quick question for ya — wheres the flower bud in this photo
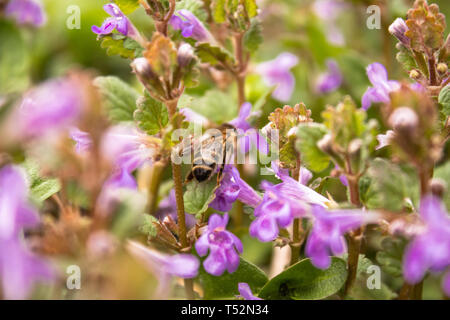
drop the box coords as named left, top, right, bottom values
left=437, top=63, right=448, bottom=75
left=388, top=18, right=410, bottom=47
left=317, top=133, right=333, bottom=155
left=409, top=69, right=421, bottom=80
left=131, top=57, right=157, bottom=82
left=177, top=43, right=195, bottom=68
left=388, top=107, right=419, bottom=133
left=430, top=178, right=446, bottom=199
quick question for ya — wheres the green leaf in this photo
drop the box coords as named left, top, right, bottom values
left=93, top=76, right=140, bottom=122
left=433, top=161, right=450, bottom=208
left=183, top=179, right=218, bottom=216
left=0, top=21, right=30, bottom=95
left=243, top=19, right=263, bottom=53
left=376, top=237, right=406, bottom=278
left=296, top=124, right=330, bottom=172
left=134, top=92, right=169, bottom=135
left=359, top=158, right=419, bottom=212
left=396, top=46, right=417, bottom=71
left=279, top=138, right=298, bottom=169
left=438, top=85, right=450, bottom=117
left=212, top=0, right=227, bottom=23
left=243, top=0, right=258, bottom=18
left=258, top=257, right=347, bottom=300
left=198, top=257, right=268, bottom=299
left=22, top=160, right=61, bottom=203
left=100, top=34, right=141, bottom=59
left=114, top=0, right=140, bottom=14
left=195, top=42, right=235, bottom=66
left=139, top=214, right=159, bottom=238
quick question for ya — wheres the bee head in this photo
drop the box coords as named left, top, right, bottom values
left=193, top=166, right=213, bottom=182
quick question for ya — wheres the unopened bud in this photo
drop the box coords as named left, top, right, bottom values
left=388, top=107, right=419, bottom=132
left=317, top=133, right=333, bottom=155
left=409, top=69, right=421, bottom=80
left=388, top=18, right=410, bottom=47
left=177, top=43, right=195, bottom=68
left=430, top=178, right=446, bottom=199
left=131, top=57, right=157, bottom=81
left=437, top=63, right=448, bottom=75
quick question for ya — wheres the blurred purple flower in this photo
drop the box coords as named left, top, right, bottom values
left=237, top=282, right=262, bottom=300
left=195, top=213, right=243, bottom=276
left=0, top=165, right=39, bottom=239
left=230, top=102, right=269, bottom=154
left=156, top=189, right=196, bottom=229
left=250, top=162, right=329, bottom=242
left=403, top=196, right=450, bottom=296
left=180, top=108, right=210, bottom=127
left=127, top=240, right=199, bottom=279
left=256, top=53, right=299, bottom=102
left=0, top=165, right=53, bottom=299
left=316, top=59, right=343, bottom=93
left=170, top=9, right=214, bottom=43
left=388, top=18, right=410, bottom=47
left=210, top=165, right=262, bottom=212
left=305, top=205, right=379, bottom=269
left=5, top=0, right=46, bottom=27
left=313, top=0, right=346, bottom=46
left=70, top=127, right=92, bottom=153
left=362, top=63, right=400, bottom=110
left=13, top=78, right=81, bottom=139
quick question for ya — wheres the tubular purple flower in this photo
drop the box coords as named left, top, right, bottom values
left=210, top=165, right=262, bottom=212
left=195, top=213, right=243, bottom=276
left=70, top=127, right=93, bottom=154
left=362, top=63, right=400, bottom=110
left=305, top=205, right=379, bottom=269
left=230, top=103, right=268, bottom=154
left=403, top=196, right=450, bottom=296
left=11, top=78, right=81, bottom=140
left=256, top=53, right=299, bottom=102
left=126, top=240, right=200, bottom=279
left=0, top=165, right=54, bottom=299
left=237, top=282, right=262, bottom=300
left=92, top=4, right=144, bottom=45
left=170, top=9, right=215, bottom=43
left=388, top=18, right=410, bottom=47
left=5, top=0, right=46, bottom=27
left=316, top=59, right=343, bottom=94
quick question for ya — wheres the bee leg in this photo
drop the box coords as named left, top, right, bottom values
left=184, top=171, right=194, bottom=185
left=217, top=163, right=225, bottom=184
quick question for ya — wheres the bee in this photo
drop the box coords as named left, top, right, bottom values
left=174, top=123, right=237, bottom=184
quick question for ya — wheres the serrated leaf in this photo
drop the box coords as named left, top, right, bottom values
left=0, top=21, right=30, bottom=95
left=183, top=179, right=218, bottom=216
left=396, top=48, right=417, bottom=71
left=100, top=34, right=139, bottom=59
left=134, top=92, right=169, bottom=135
left=296, top=123, right=330, bottom=172
left=22, top=160, right=61, bottom=203
left=438, top=85, right=450, bottom=116
left=376, top=237, right=407, bottom=278
left=359, top=158, right=419, bottom=212
left=195, top=42, right=235, bottom=66
left=244, top=19, right=263, bottom=52
left=258, top=257, right=347, bottom=300
left=279, top=138, right=298, bottom=169
left=94, top=76, right=140, bottom=122
left=198, top=257, right=268, bottom=299
left=114, top=0, right=140, bottom=14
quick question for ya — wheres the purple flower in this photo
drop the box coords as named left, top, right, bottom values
left=0, top=165, right=39, bottom=239
left=70, top=127, right=93, bottom=153
left=126, top=240, right=199, bottom=279
left=10, top=78, right=81, bottom=140
left=0, top=165, right=53, bottom=299
left=237, top=282, right=262, bottom=300
left=313, top=0, right=346, bottom=46
left=210, top=165, right=262, bottom=212
left=230, top=102, right=269, bottom=154
left=256, top=53, right=299, bottom=102
left=403, top=196, right=450, bottom=296
left=305, top=205, right=379, bottom=269
left=195, top=213, right=243, bottom=276
left=92, top=4, right=143, bottom=45
left=362, top=63, right=400, bottom=110
left=170, top=9, right=214, bottom=43
left=5, top=0, right=46, bottom=27
left=179, top=108, right=211, bottom=127
left=250, top=163, right=329, bottom=242
left=316, top=59, right=343, bottom=93
left=388, top=18, right=410, bottom=47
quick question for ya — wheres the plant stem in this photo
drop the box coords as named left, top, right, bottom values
left=146, top=161, right=166, bottom=215
left=289, top=158, right=302, bottom=266
left=428, top=56, right=437, bottom=86
left=165, top=98, right=194, bottom=299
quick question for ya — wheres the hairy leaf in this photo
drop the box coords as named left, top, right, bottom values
left=296, top=124, right=330, bottom=172
left=184, top=179, right=218, bottom=216
left=134, top=92, right=169, bottom=135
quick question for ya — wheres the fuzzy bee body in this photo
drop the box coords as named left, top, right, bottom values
left=179, top=123, right=237, bottom=184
